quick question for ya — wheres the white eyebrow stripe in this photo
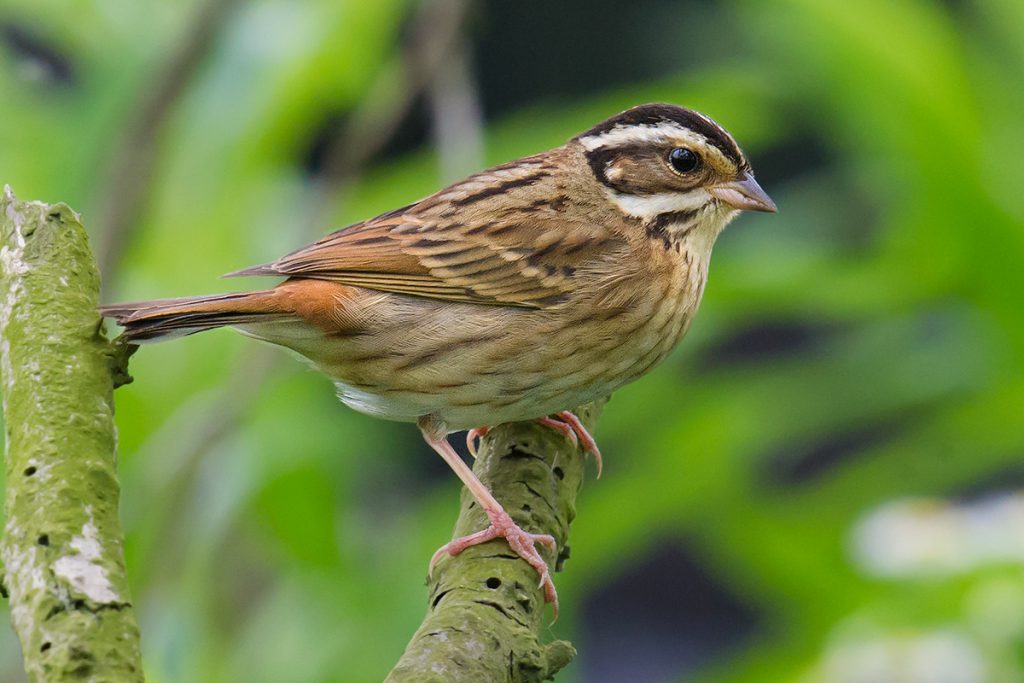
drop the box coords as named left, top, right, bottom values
left=604, top=188, right=711, bottom=220
left=579, top=122, right=707, bottom=151
left=580, top=121, right=739, bottom=171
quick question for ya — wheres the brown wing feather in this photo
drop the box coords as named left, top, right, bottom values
left=231, top=160, right=624, bottom=308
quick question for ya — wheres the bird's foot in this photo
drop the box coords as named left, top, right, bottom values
left=465, top=426, right=491, bottom=457
left=430, top=507, right=559, bottom=615
left=537, top=411, right=603, bottom=478
left=466, top=410, right=602, bottom=476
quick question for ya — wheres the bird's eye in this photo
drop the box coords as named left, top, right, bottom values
left=668, top=147, right=700, bottom=174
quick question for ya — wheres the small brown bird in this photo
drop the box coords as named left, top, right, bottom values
left=104, top=103, right=775, bottom=612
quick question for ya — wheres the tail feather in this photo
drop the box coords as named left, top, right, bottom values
left=101, top=290, right=288, bottom=342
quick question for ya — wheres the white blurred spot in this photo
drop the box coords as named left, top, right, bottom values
left=852, top=494, right=1024, bottom=577
left=803, top=628, right=987, bottom=683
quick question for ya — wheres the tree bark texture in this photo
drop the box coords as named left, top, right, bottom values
left=0, top=187, right=143, bottom=682
left=386, top=401, right=604, bottom=682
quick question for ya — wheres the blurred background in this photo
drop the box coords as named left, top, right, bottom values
left=2, top=0, right=1024, bottom=681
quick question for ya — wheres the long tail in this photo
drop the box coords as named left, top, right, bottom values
left=101, top=290, right=288, bottom=342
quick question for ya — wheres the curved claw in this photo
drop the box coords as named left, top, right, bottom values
left=536, top=411, right=604, bottom=478
left=465, top=426, right=491, bottom=458
left=468, top=414, right=602, bottom=478
left=535, top=416, right=579, bottom=448
left=429, top=508, right=559, bottom=618
left=553, top=410, right=603, bottom=478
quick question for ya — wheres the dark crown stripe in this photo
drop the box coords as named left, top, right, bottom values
left=579, top=103, right=744, bottom=166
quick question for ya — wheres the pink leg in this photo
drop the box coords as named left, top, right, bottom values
left=420, top=416, right=559, bottom=616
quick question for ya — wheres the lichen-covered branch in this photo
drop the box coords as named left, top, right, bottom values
left=386, top=401, right=604, bottom=683
left=0, top=187, right=143, bottom=682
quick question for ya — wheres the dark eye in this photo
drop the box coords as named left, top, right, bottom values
left=668, top=147, right=700, bottom=174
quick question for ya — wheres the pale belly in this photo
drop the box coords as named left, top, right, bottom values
left=240, top=250, right=707, bottom=432
left=327, top=299, right=695, bottom=431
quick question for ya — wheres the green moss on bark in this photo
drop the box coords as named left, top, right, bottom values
left=386, top=401, right=603, bottom=682
left=0, top=187, right=143, bottom=682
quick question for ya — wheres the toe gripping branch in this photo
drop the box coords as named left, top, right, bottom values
left=420, top=404, right=605, bottom=622
left=468, top=410, right=603, bottom=477
left=394, top=403, right=604, bottom=681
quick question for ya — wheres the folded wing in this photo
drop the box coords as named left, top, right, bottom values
left=231, top=208, right=621, bottom=309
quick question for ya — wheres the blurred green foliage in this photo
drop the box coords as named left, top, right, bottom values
left=2, top=0, right=1023, bottom=681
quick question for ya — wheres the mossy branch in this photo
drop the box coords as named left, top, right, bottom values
left=0, top=187, right=143, bottom=682
left=386, top=401, right=604, bottom=682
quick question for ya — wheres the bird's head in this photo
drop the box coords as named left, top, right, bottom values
left=574, top=103, right=775, bottom=243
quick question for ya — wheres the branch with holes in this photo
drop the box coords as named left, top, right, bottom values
left=0, top=188, right=142, bottom=681
left=386, top=401, right=603, bottom=683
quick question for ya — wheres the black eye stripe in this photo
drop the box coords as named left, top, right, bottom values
left=585, top=143, right=709, bottom=193
left=585, top=146, right=620, bottom=190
